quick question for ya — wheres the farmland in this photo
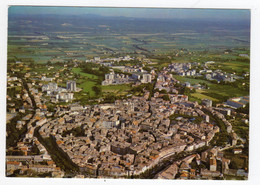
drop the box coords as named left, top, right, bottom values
left=8, top=14, right=250, bottom=64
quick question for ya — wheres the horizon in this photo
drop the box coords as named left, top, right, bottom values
left=9, top=6, right=250, bottom=21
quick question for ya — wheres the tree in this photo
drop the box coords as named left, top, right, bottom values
left=160, top=89, right=167, bottom=94
left=92, top=86, right=102, bottom=96
left=236, top=104, right=249, bottom=114
left=103, top=94, right=116, bottom=103
left=99, top=66, right=110, bottom=74
left=143, top=66, right=151, bottom=73
left=162, top=94, right=170, bottom=101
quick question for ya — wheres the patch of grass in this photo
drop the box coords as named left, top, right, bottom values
left=190, top=92, right=218, bottom=102
left=172, top=75, right=211, bottom=85
left=218, top=61, right=249, bottom=74
left=188, top=95, right=201, bottom=103
left=173, top=75, right=248, bottom=102
left=78, top=81, right=97, bottom=97
left=223, top=149, right=248, bottom=170
left=208, top=83, right=248, bottom=99
left=72, top=67, right=99, bottom=79
left=101, top=84, right=131, bottom=92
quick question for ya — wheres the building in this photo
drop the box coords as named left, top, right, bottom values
left=185, top=82, right=191, bottom=88
left=94, top=57, right=101, bottom=62
left=36, top=118, right=47, bottom=126
left=29, top=164, right=57, bottom=173
left=102, top=71, right=131, bottom=85
left=41, top=76, right=53, bottom=82
left=209, top=157, right=217, bottom=171
left=233, top=148, right=243, bottom=154
left=42, top=83, right=58, bottom=92
left=67, top=81, right=77, bottom=92
left=105, top=73, right=115, bottom=81
left=226, top=96, right=249, bottom=109
left=6, top=161, right=22, bottom=171
left=102, top=121, right=120, bottom=129
left=202, top=99, right=212, bottom=107
left=215, top=108, right=231, bottom=116
left=141, top=74, right=152, bottom=83
left=56, top=92, right=74, bottom=102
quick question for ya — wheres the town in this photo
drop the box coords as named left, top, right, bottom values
left=6, top=7, right=250, bottom=180
left=6, top=54, right=249, bottom=179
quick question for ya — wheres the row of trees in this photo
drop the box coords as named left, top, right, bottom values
left=203, top=109, right=231, bottom=147
left=34, top=127, right=79, bottom=174
left=81, top=63, right=110, bottom=79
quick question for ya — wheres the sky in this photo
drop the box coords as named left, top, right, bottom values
left=9, top=6, right=250, bottom=21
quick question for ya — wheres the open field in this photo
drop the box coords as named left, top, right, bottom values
left=77, top=81, right=96, bottom=97
left=219, top=61, right=249, bottom=74
left=8, top=14, right=249, bottom=63
left=173, top=75, right=248, bottom=102
left=173, top=75, right=211, bottom=85
left=190, top=92, right=219, bottom=102
left=71, top=68, right=100, bottom=97
left=101, top=84, right=131, bottom=95
left=72, top=68, right=99, bottom=79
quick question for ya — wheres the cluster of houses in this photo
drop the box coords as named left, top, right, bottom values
left=166, top=61, right=243, bottom=83
left=41, top=81, right=77, bottom=102
left=102, top=70, right=152, bottom=85
left=6, top=59, right=249, bottom=179
left=156, top=147, right=248, bottom=180
left=6, top=154, right=64, bottom=177
left=86, top=55, right=133, bottom=64
left=168, top=62, right=199, bottom=77
left=204, top=70, right=239, bottom=83
left=35, top=90, right=223, bottom=177
left=226, top=96, right=249, bottom=109
left=155, top=73, right=179, bottom=93
left=6, top=135, right=64, bottom=177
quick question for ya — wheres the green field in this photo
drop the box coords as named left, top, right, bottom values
left=71, top=68, right=100, bottom=97
left=72, top=68, right=99, bottom=79
left=190, top=92, right=219, bottom=102
left=219, top=61, right=249, bottom=74
left=173, top=75, right=211, bottom=85
left=174, top=75, right=248, bottom=102
left=78, top=81, right=97, bottom=97
left=101, top=84, right=131, bottom=95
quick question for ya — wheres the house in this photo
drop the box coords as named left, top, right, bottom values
left=36, top=118, right=47, bottom=126
left=190, top=169, right=196, bottom=179
left=233, top=148, right=243, bottom=154
left=201, top=169, right=221, bottom=178
left=25, top=127, right=34, bottom=139
left=56, top=92, right=74, bottom=102
left=179, top=172, right=189, bottom=180
left=226, top=96, right=249, bottom=109
left=6, top=161, right=22, bottom=171
left=210, top=157, right=217, bottom=171
left=202, top=99, right=212, bottom=107
left=179, top=161, right=190, bottom=173
left=29, top=164, right=56, bottom=173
